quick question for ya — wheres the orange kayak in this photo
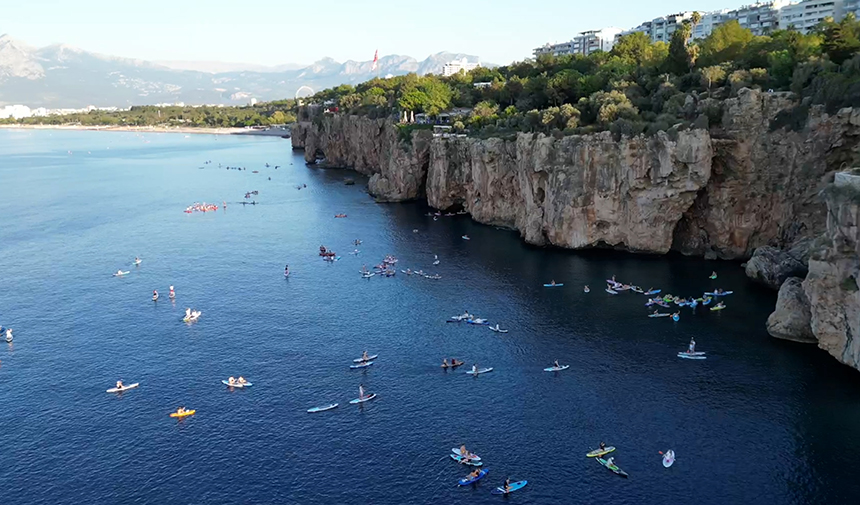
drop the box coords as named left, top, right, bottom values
left=170, top=409, right=196, bottom=418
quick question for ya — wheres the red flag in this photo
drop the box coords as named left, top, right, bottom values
left=371, top=49, right=378, bottom=71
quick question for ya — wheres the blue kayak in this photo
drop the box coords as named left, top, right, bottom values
left=491, top=480, right=528, bottom=495
left=458, top=468, right=488, bottom=486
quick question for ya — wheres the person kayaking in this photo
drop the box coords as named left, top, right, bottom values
left=169, top=286, right=175, bottom=299
left=710, top=271, right=717, bottom=279
left=584, top=285, right=590, bottom=293
left=176, top=407, right=186, bottom=415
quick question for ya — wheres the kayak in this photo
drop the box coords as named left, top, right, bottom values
left=543, top=283, right=563, bottom=287
left=113, top=271, right=130, bottom=277
left=606, top=289, right=618, bottom=295
left=704, top=291, right=733, bottom=296
left=544, top=365, right=570, bottom=372
left=663, top=449, right=675, bottom=467
left=450, top=454, right=483, bottom=466
left=106, top=383, right=139, bottom=393
left=466, top=368, right=493, bottom=375
left=648, top=313, right=670, bottom=318
left=678, top=353, right=707, bottom=360
left=457, top=469, right=488, bottom=486
left=222, top=380, right=253, bottom=387
left=307, top=403, right=339, bottom=413
left=644, top=289, right=661, bottom=295
left=710, top=305, right=726, bottom=311
left=451, top=448, right=482, bottom=461
left=491, top=480, right=528, bottom=495
left=170, top=409, right=196, bottom=418
left=597, top=457, right=628, bottom=477
left=349, top=393, right=377, bottom=404
left=353, top=355, right=378, bottom=363
left=586, top=446, right=615, bottom=457
left=350, top=361, right=374, bottom=369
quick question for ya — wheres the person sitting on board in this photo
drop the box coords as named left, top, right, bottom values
left=599, top=441, right=606, bottom=451
left=153, top=290, right=158, bottom=299
left=228, top=377, right=236, bottom=385
left=460, top=445, right=472, bottom=459
left=584, top=285, right=590, bottom=292
left=468, top=468, right=481, bottom=479
left=176, top=407, right=185, bottom=415
left=442, top=358, right=449, bottom=368
left=237, top=377, right=247, bottom=385
left=471, top=364, right=478, bottom=374
left=362, top=351, right=369, bottom=361
left=116, top=380, right=123, bottom=389
left=169, top=286, right=175, bottom=298
left=550, top=280, right=556, bottom=286
left=503, top=477, right=511, bottom=492
left=553, top=360, right=560, bottom=368
left=452, top=358, right=461, bottom=366
left=688, top=338, right=696, bottom=353
left=284, top=265, right=289, bottom=275
left=716, top=288, right=724, bottom=295
left=116, top=270, right=124, bottom=276
left=606, top=456, right=615, bottom=466
left=715, top=302, right=726, bottom=309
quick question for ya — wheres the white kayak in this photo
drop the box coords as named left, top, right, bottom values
left=466, top=368, right=493, bottom=375
left=544, top=365, right=570, bottom=372
left=353, top=355, right=378, bottom=363
left=106, top=383, right=139, bottom=393
left=307, top=403, right=339, bottom=413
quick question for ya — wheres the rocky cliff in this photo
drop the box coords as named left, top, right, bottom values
left=292, top=88, right=859, bottom=257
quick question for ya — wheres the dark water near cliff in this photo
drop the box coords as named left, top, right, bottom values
left=1, top=129, right=859, bottom=505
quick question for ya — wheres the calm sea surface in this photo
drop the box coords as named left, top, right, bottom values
left=1, top=129, right=859, bottom=505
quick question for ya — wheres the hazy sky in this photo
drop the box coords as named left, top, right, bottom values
left=4, top=0, right=742, bottom=65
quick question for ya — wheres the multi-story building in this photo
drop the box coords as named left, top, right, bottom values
left=533, top=27, right=623, bottom=58
left=441, top=58, right=480, bottom=76
left=780, top=0, right=841, bottom=33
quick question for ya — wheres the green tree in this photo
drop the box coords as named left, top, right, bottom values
left=667, top=21, right=695, bottom=74
left=701, top=65, right=727, bottom=90
left=818, top=14, right=860, bottom=64
left=698, top=20, right=755, bottom=67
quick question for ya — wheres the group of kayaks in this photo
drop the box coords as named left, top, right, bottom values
left=451, top=447, right=528, bottom=495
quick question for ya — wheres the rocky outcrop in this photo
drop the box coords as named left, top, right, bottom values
left=672, top=88, right=859, bottom=259
left=766, top=277, right=816, bottom=343
left=745, top=240, right=811, bottom=290
left=802, top=174, right=860, bottom=370
left=425, top=130, right=712, bottom=252
left=290, top=121, right=312, bottom=150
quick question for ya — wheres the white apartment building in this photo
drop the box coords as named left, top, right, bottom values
left=0, top=105, right=32, bottom=119
left=441, top=57, right=480, bottom=76
left=780, top=0, right=841, bottom=33
left=534, top=27, right=623, bottom=58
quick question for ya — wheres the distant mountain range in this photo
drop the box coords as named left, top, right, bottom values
left=0, top=34, right=484, bottom=108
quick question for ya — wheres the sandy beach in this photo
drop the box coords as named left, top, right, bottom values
left=0, top=124, right=291, bottom=137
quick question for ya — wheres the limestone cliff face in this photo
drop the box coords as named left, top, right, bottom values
left=673, top=89, right=860, bottom=259
left=802, top=175, right=860, bottom=370
left=426, top=130, right=712, bottom=252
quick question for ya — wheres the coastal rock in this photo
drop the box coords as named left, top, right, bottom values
left=672, top=88, right=853, bottom=259
left=745, top=242, right=810, bottom=290
left=766, top=277, right=815, bottom=343
left=802, top=177, right=860, bottom=370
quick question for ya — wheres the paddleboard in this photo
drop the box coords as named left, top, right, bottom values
left=106, top=383, right=139, bottom=393
left=350, top=361, right=374, bottom=369
left=586, top=446, right=616, bottom=457
left=113, top=271, right=130, bottom=277
left=679, top=351, right=706, bottom=356
left=222, top=380, right=253, bottom=387
left=648, top=313, right=670, bottom=318
left=451, top=448, right=482, bottom=461
left=353, top=355, right=378, bottom=363
left=597, top=457, right=628, bottom=477
left=677, top=353, right=707, bottom=360
left=663, top=449, right=675, bottom=467
left=450, top=454, right=483, bottom=466
left=543, top=283, right=564, bottom=287
left=544, top=365, right=570, bottom=372
left=361, top=273, right=375, bottom=278
left=606, top=288, right=618, bottom=295
left=491, top=481, right=528, bottom=495
left=307, top=403, right=338, bottom=413
left=704, top=291, right=733, bottom=296
left=644, top=289, right=661, bottom=295
left=349, top=393, right=377, bottom=404
left=466, top=368, right=493, bottom=375
left=710, top=305, right=726, bottom=311
left=457, top=469, right=488, bottom=486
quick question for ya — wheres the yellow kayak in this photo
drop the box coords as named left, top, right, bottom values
left=586, top=446, right=616, bottom=457
left=170, top=409, right=196, bottom=418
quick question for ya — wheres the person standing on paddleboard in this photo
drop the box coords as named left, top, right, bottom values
left=688, top=338, right=696, bottom=353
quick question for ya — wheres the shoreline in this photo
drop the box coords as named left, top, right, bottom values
left=0, top=124, right=291, bottom=137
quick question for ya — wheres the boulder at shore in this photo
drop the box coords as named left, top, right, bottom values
left=766, top=277, right=816, bottom=343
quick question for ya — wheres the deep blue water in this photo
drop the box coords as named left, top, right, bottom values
left=1, top=129, right=859, bottom=505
